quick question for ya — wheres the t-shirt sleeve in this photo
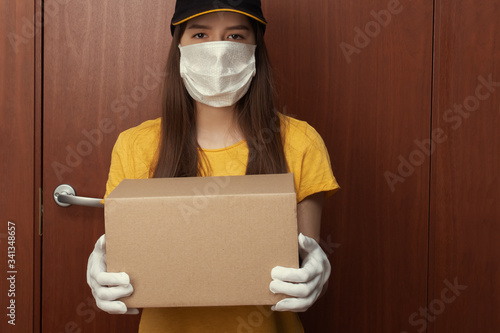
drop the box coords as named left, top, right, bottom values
left=296, top=127, right=340, bottom=202
left=103, top=119, right=160, bottom=199
left=104, top=133, right=129, bottom=198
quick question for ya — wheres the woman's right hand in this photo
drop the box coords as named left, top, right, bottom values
left=86, top=234, right=139, bottom=315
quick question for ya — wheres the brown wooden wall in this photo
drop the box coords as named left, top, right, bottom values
left=429, top=0, right=500, bottom=332
left=262, top=1, right=433, bottom=331
left=0, top=1, right=36, bottom=332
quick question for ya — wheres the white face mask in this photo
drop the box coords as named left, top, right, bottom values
left=179, top=41, right=257, bottom=108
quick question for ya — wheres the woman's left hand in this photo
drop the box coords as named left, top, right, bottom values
left=269, top=233, right=331, bottom=312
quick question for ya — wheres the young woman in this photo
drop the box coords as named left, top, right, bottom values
left=87, top=0, right=340, bottom=332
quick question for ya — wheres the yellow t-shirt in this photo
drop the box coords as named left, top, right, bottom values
left=104, top=115, right=340, bottom=332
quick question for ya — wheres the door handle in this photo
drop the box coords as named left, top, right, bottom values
left=53, top=184, right=104, bottom=208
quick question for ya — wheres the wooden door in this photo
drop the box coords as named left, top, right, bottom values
left=429, top=0, right=500, bottom=332
left=42, top=1, right=173, bottom=331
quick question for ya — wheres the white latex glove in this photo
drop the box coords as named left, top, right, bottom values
left=270, top=233, right=331, bottom=312
left=86, top=234, right=139, bottom=315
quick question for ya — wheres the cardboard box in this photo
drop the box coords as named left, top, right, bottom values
left=105, top=173, right=299, bottom=308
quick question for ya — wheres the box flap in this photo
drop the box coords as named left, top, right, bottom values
left=106, top=173, right=295, bottom=199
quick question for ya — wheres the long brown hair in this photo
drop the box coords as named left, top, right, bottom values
left=152, top=20, right=288, bottom=178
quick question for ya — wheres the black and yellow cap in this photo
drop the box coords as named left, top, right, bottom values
left=170, top=0, right=267, bottom=35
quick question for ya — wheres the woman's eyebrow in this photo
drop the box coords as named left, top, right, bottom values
left=225, top=25, right=250, bottom=31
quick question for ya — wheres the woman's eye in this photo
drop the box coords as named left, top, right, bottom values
left=193, top=33, right=207, bottom=39
left=228, top=34, right=243, bottom=40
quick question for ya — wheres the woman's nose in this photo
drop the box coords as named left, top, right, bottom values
left=214, top=33, right=226, bottom=42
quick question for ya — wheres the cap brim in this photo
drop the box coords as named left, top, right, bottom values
left=172, top=8, right=267, bottom=26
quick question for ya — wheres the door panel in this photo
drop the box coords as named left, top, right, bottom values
left=263, top=0, right=433, bottom=331
left=429, top=1, right=500, bottom=331
left=42, top=1, right=173, bottom=331
left=0, top=1, right=36, bottom=332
